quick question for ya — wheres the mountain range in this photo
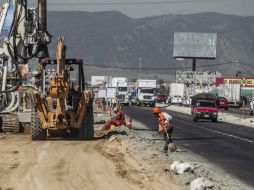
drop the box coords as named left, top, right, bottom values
left=47, top=11, right=254, bottom=77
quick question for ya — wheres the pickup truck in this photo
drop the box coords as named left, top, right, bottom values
left=191, top=100, right=218, bottom=122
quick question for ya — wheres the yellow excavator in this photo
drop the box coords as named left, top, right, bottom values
left=31, top=37, right=94, bottom=140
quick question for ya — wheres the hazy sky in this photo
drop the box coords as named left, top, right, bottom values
left=2, top=0, right=254, bottom=18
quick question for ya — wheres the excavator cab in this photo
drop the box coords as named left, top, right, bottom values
left=43, top=59, right=85, bottom=110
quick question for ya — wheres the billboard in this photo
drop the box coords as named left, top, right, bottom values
left=173, top=32, right=217, bottom=59
left=216, top=77, right=254, bottom=87
left=91, top=76, right=112, bottom=87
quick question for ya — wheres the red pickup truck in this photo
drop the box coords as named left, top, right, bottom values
left=191, top=93, right=219, bottom=122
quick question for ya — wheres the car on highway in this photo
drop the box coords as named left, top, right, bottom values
left=218, top=97, right=229, bottom=110
left=191, top=100, right=218, bottom=122
left=182, top=96, right=193, bottom=106
left=170, top=95, right=183, bottom=104
left=156, top=94, right=168, bottom=104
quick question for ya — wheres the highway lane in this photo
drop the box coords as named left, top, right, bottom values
left=177, top=104, right=253, bottom=118
left=124, top=105, right=254, bottom=188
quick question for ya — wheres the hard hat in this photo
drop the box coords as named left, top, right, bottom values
left=152, top=107, right=161, bottom=114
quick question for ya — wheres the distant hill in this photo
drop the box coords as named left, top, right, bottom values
left=47, top=11, right=254, bottom=76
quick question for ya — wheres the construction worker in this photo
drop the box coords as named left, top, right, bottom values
left=102, top=107, right=126, bottom=131
left=152, top=107, right=174, bottom=153
left=250, top=98, right=254, bottom=116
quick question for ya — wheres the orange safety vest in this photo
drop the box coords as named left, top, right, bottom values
left=158, top=112, right=170, bottom=132
left=116, top=109, right=126, bottom=126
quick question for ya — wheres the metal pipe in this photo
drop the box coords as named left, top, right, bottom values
left=0, top=1, right=10, bottom=34
left=3, top=91, right=15, bottom=111
left=8, top=92, right=20, bottom=112
left=2, top=92, right=20, bottom=113
left=42, top=67, right=45, bottom=97
left=1, top=63, right=8, bottom=92
left=38, top=0, right=47, bottom=31
left=37, top=0, right=49, bottom=58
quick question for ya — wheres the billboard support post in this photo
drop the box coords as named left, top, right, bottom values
left=192, top=59, right=196, bottom=71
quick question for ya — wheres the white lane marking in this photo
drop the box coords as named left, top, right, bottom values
left=174, top=117, right=254, bottom=144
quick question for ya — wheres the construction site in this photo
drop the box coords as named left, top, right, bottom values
left=1, top=0, right=254, bottom=190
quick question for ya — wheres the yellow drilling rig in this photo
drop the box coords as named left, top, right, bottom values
left=0, top=0, right=94, bottom=140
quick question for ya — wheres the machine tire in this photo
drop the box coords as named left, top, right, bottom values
left=124, top=103, right=129, bottom=107
left=79, top=104, right=94, bottom=140
left=193, top=116, right=198, bottom=122
left=212, top=118, right=218, bottom=122
left=150, top=103, right=155, bottom=107
left=31, top=109, right=46, bottom=141
left=225, top=107, right=229, bottom=111
left=0, top=116, right=3, bottom=133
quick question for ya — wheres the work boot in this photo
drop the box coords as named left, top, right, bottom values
left=163, top=143, right=169, bottom=154
left=163, top=149, right=169, bottom=157
left=168, top=143, right=177, bottom=152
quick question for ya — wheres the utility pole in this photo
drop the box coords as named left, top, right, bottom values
left=139, top=57, right=142, bottom=76
left=234, top=58, right=240, bottom=76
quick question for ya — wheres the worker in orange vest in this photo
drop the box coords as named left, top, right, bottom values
left=102, top=108, right=126, bottom=131
left=152, top=107, right=174, bottom=153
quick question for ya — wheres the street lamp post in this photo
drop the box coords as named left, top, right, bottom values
left=139, top=57, right=142, bottom=76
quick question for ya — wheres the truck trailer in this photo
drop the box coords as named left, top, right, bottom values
left=218, top=84, right=241, bottom=107
left=111, top=77, right=129, bottom=106
left=169, top=83, right=185, bottom=104
left=136, top=79, right=156, bottom=107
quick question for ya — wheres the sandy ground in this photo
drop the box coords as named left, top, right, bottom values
left=0, top=130, right=183, bottom=190
left=0, top=109, right=252, bottom=190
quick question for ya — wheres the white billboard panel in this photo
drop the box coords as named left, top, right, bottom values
left=136, top=80, right=157, bottom=88
left=173, top=32, right=217, bottom=59
left=91, top=76, right=112, bottom=87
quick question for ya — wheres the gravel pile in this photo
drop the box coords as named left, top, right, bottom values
left=112, top=124, right=252, bottom=190
left=94, top=113, right=252, bottom=190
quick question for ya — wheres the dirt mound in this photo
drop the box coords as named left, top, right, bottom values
left=0, top=134, right=182, bottom=190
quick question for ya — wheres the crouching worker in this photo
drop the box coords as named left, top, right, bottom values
left=152, top=107, right=174, bottom=153
left=102, top=108, right=126, bottom=131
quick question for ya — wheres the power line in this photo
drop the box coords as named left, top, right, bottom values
left=240, top=61, right=253, bottom=68
left=84, top=61, right=234, bottom=70
left=35, top=0, right=232, bottom=7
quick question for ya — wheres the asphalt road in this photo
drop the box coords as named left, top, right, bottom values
left=124, top=105, right=254, bottom=188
